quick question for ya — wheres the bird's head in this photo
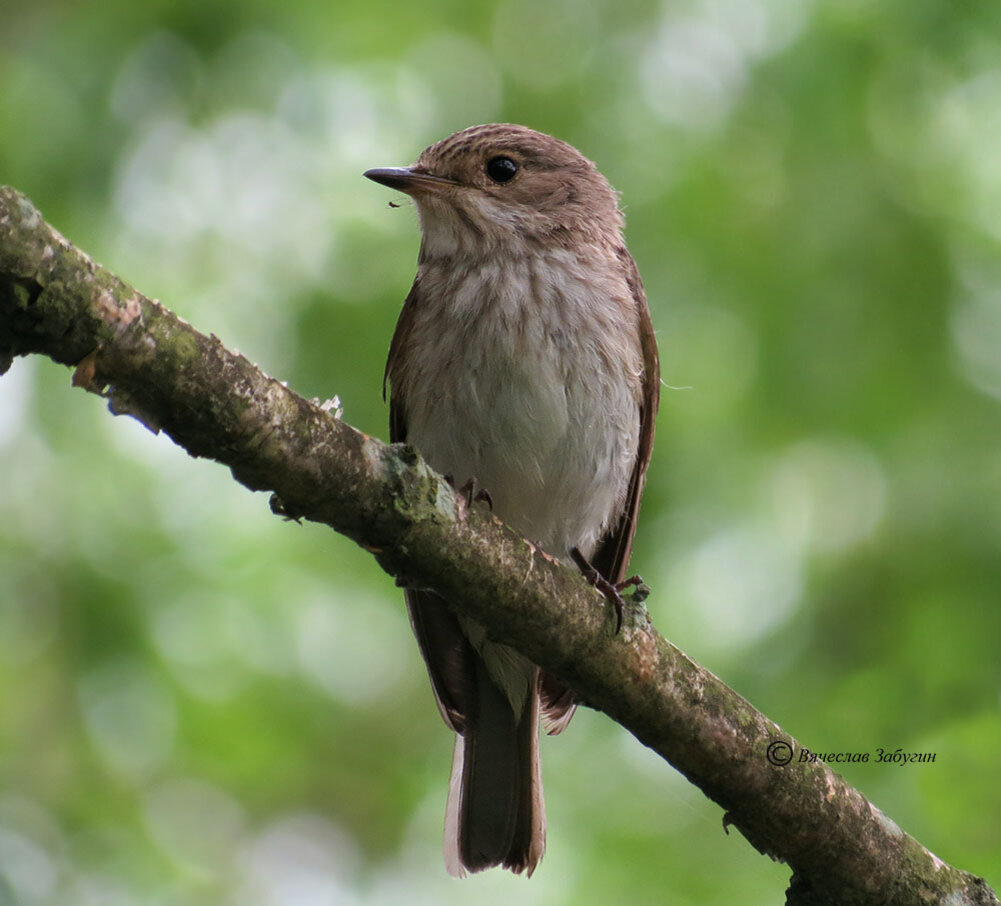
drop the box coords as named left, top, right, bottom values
left=365, top=123, right=623, bottom=257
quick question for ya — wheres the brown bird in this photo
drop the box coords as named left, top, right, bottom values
left=365, top=124, right=659, bottom=877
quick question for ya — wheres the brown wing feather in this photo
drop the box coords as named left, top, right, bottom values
left=384, top=277, right=422, bottom=406
left=591, top=246, right=660, bottom=584
left=405, top=588, right=476, bottom=733
left=539, top=247, right=659, bottom=733
left=388, top=280, right=480, bottom=735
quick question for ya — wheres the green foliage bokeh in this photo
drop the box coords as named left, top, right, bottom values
left=1, top=1, right=999, bottom=903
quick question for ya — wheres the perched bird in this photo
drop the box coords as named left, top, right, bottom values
left=365, top=124, right=659, bottom=877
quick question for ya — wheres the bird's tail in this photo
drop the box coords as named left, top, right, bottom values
left=443, top=659, right=544, bottom=877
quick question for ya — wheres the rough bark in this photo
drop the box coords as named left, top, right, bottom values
left=0, top=186, right=995, bottom=906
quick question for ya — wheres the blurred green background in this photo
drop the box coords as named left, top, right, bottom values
left=1, top=0, right=999, bottom=903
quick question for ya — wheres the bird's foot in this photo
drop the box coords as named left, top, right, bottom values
left=444, top=474, right=494, bottom=511
left=570, top=548, right=644, bottom=632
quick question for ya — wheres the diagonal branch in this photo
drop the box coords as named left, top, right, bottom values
left=0, top=186, right=995, bottom=906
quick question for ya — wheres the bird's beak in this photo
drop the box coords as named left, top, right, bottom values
left=364, top=167, right=458, bottom=196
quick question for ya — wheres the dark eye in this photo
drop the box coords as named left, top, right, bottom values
left=486, top=156, right=519, bottom=183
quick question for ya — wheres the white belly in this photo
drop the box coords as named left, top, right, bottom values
left=401, top=252, right=642, bottom=560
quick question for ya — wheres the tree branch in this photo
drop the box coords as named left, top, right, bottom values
left=0, top=186, right=995, bottom=906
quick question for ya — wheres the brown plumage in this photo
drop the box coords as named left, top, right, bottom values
left=367, top=124, right=659, bottom=876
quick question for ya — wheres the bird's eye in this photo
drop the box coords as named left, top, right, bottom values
left=486, top=156, right=519, bottom=183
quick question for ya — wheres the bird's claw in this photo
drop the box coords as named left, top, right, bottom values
left=571, top=548, right=636, bottom=632
left=444, top=475, right=494, bottom=512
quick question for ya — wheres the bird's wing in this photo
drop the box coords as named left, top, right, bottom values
left=387, top=279, right=478, bottom=733
left=539, top=247, right=659, bottom=734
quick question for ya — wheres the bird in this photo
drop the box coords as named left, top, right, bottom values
left=365, top=123, right=659, bottom=877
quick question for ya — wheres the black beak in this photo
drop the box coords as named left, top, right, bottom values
left=364, top=167, right=458, bottom=195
